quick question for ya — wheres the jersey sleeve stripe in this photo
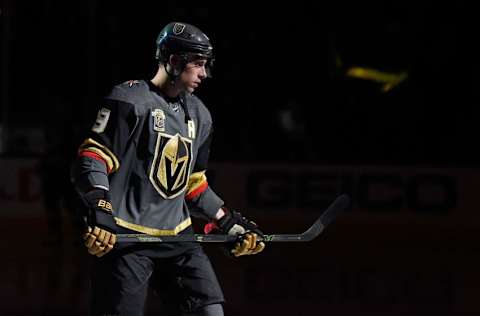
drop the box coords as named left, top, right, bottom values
left=185, top=171, right=208, bottom=200
left=78, top=138, right=120, bottom=172
left=185, top=181, right=208, bottom=200
left=78, top=150, right=112, bottom=173
left=79, top=147, right=115, bottom=173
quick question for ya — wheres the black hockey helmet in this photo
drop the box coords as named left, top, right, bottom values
left=155, top=22, right=214, bottom=77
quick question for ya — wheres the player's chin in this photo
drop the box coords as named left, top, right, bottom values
left=189, top=82, right=200, bottom=91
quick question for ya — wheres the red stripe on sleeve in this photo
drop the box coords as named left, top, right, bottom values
left=79, top=150, right=112, bottom=173
left=185, top=181, right=208, bottom=200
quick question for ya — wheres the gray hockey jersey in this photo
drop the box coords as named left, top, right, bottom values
left=72, top=80, right=224, bottom=235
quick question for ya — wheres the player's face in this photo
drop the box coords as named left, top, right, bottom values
left=179, top=58, right=208, bottom=93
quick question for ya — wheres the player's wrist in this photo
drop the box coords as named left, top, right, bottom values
left=84, top=188, right=117, bottom=233
left=216, top=207, right=263, bottom=237
left=214, top=207, right=226, bottom=220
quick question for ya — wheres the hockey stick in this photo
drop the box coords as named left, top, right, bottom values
left=116, top=194, right=350, bottom=243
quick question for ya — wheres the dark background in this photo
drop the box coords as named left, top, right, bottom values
left=2, top=0, right=479, bottom=165
left=1, top=0, right=480, bottom=315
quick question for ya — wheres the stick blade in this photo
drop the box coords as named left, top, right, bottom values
left=320, top=194, right=350, bottom=227
left=300, top=194, right=350, bottom=241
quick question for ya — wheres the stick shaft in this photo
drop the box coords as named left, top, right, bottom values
left=116, top=194, right=350, bottom=243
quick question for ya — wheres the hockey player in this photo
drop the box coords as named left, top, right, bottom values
left=71, top=22, right=265, bottom=316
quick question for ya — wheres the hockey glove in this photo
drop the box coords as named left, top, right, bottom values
left=215, top=208, right=265, bottom=257
left=82, top=189, right=117, bottom=257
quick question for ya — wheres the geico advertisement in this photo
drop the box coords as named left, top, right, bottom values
left=1, top=159, right=480, bottom=218
left=0, top=158, right=43, bottom=213
left=209, top=163, right=480, bottom=218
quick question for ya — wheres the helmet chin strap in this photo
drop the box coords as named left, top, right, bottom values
left=164, top=58, right=188, bottom=85
left=164, top=63, right=179, bottom=85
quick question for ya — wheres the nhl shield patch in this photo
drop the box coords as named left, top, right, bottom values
left=152, top=109, right=165, bottom=132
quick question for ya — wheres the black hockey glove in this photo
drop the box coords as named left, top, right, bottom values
left=82, top=189, right=117, bottom=257
left=215, top=207, right=265, bottom=257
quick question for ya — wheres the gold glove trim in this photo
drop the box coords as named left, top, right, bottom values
left=79, top=138, right=120, bottom=172
left=114, top=217, right=192, bottom=236
left=232, top=233, right=265, bottom=257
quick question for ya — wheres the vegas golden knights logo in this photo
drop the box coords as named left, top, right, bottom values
left=173, top=23, right=186, bottom=35
left=149, top=133, right=192, bottom=199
